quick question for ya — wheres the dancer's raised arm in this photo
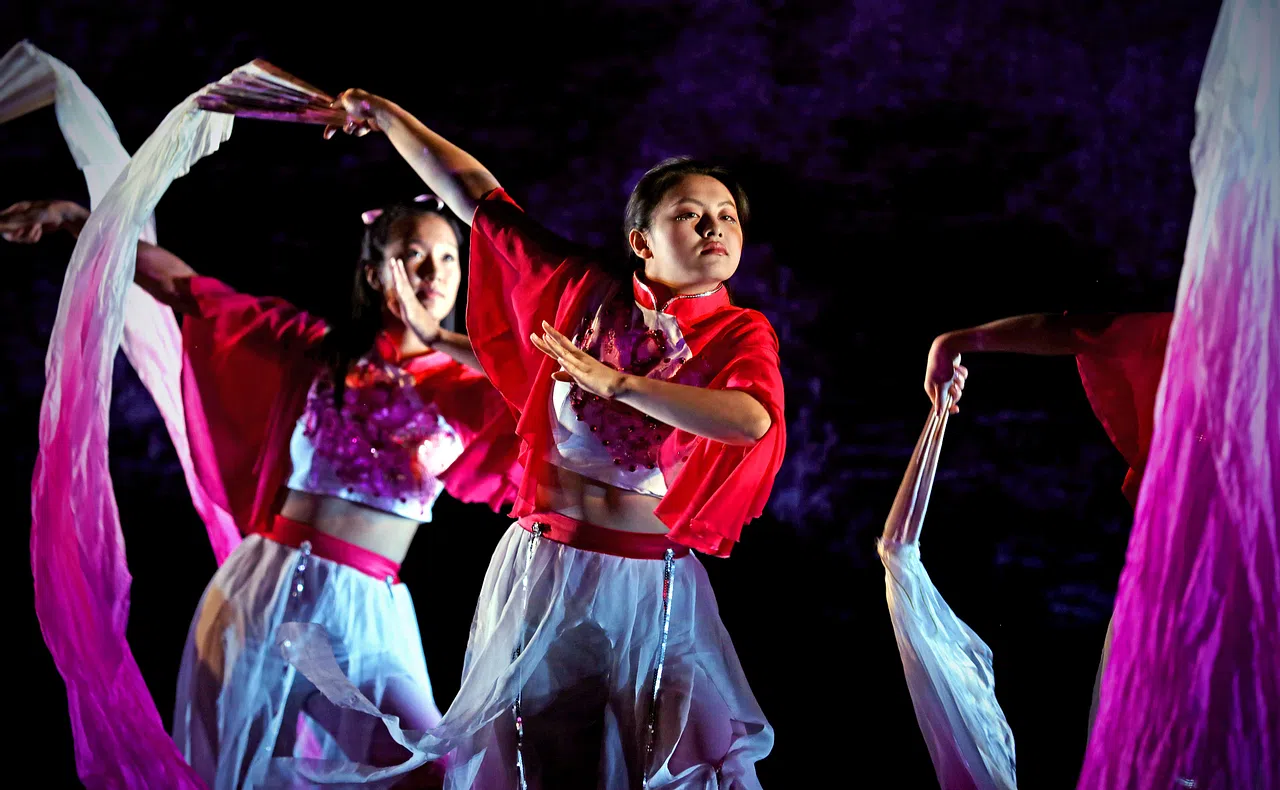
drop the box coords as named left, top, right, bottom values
left=923, top=313, right=1125, bottom=413
left=327, top=90, right=498, bottom=224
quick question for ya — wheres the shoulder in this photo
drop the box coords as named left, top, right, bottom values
left=712, top=306, right=780, bottom=350
left=472, top=187, right=589, bottom=258
left=683, top=306, right=781, bottom=380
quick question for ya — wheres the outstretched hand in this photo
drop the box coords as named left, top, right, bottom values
left=531, top=321, right=627, bottom=399
left=924, top=336, right=968, bottom=415
left=0, top=200, right=87, bottom=243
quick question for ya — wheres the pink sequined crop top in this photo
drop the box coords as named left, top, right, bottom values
left=287, top=355, right=464, bottom=522
left=548, top=276, right=719, bottom=496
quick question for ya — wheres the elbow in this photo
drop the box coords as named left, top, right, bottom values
left=723, top=394, right=773, bottom=445
left=731, top=412, right=773, bottom=446
left=747, top=412, right=773, bottom=442
left=135, top=271, right=195, bottom=314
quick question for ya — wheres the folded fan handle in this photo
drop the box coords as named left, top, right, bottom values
left=881, top=387, right=955, bottom=545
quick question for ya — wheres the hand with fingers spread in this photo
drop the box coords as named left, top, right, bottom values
left=384, top=257, right=442, bottom=346
left=323, top=88, right=388, bottom=140
left=925, top=334, right=969, bottom=415
left=0, top=200, right=89, bottom=243
left=531, top=320, right=627, bottom=399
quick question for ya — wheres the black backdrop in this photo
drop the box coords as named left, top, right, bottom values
left=1, top=2, right=1217, bottom=787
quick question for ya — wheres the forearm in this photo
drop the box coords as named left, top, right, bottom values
left=57, top=204, right=199, bottom=313
left=429, top=329, right=483, bottom=373
left=374, top=101, right=499, bottom=225
left=134, top=241, right=200, bottom=313
left=939, top=313, right=1118, bottom=357
left=614, top=376, right=771, bottom=446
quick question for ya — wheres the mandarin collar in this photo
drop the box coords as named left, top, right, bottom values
left=631, top=273, right=728, bottom=321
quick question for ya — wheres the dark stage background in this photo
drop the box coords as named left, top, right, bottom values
left=2, top=2, right=1217, bottom=787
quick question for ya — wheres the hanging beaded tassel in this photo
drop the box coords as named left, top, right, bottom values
left=642, top=548, right=677, bottom=789
left=288, top=540, right=313, bottom=606
left=261, top=539, right=313, bottom=760
left=512, top=523, right=544, bottom=790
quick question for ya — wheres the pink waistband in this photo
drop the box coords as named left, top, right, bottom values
left=519, top=513, right=690, bottom=560
left=261, top=515, right=402, bottom=583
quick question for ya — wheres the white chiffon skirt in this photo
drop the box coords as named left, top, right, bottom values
left=278, top=523, right=773, bottom=789
left=173, top=534, right=444, bottom=790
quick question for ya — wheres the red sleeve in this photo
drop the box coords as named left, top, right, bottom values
left=179, top=275, right=326, bottom=532
left=1072, top=312, right=1173, bottom=506
left=466, top=188, right=606, bottom=416
left=420, top=362, right=524, bottom=513
left=181, top=275, right=329, bottom=357
left=655, top=312, right=787, bottom=557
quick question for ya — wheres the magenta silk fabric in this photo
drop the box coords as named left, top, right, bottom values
left=29, top=80, right=235, bottom=786
left=1078, top=1, right=1279, bottom=788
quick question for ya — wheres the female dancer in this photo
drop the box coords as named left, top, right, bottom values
left=1, top=194, right=521, bottom=788
left=287, top=89, right=788, bottom=789
left=922, top=310, right=1172, bottom=731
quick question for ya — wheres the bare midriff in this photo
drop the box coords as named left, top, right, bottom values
left=537, top=464, right=668, bottom=534
left=278, top=490, right=420, bottom=564
left=276, top=463, right=666, bottom=563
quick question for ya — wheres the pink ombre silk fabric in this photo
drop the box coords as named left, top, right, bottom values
left=1078, top=2, right=1279, bottom=788
left=27, top=80, right=234, bottom=787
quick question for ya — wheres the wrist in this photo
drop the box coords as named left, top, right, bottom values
left=608, top=372, right=636, bottom=400
left=58, top=202, right=89, bottom=237
left=937, top=329, right=976, bottom=355
left=371, top=97, right=404, bottom=131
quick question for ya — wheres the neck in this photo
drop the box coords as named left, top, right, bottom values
left=639, top=270, right=721, bottom=300
left=381, top=318, right=431, bottom=361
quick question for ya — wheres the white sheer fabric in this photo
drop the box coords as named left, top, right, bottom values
left=275, top=523, right=772, bottom=789
left=175, top=535, right=442, bottom=790
left=0, top=40, right=141, bottom=201
left=878, top=400, right=1017, bottom=790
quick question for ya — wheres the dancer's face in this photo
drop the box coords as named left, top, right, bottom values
left=629, top=175, right=743, bottom=294
left=370, top=212, right=461, bottom=322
